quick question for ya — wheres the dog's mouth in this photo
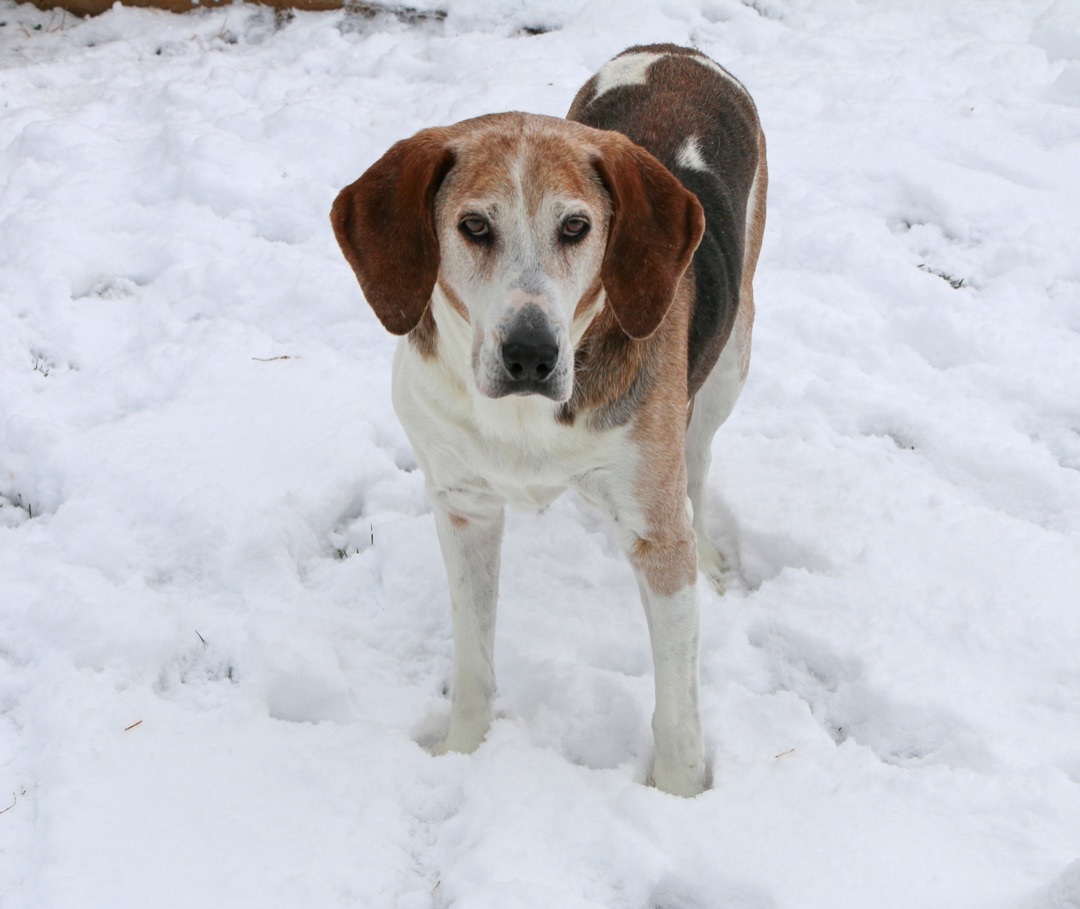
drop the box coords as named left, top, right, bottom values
left=484, top=374, right=570, bottom=401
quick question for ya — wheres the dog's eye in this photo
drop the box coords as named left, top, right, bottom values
left=459, top=216, right=491, bottom=242
left=561, top=217, right=590, bottom=243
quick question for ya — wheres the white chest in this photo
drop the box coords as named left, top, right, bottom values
left=391, top=339, right=636, bottom=513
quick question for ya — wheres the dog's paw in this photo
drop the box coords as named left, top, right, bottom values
left=650, top=756, right=709, bottom=798
left=432, top=719, right=489, bottom=756
left=697, top=539, right=730, bottom=594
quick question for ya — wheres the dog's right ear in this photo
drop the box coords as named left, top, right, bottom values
left=591, top=132, right=705, bottom=341
left=331, top=130, right=455, bottom=335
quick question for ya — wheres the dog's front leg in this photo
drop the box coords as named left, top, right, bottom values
left=635, top=562, right=707, bottom=798
left=430, top=492, right=506, bottom=756
left=581, top=467, right=707, bottom=797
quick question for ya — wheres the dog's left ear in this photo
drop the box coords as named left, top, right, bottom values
left=593, top=135, right=705, bottom=340
left=331, top=129, right=455, bottom=335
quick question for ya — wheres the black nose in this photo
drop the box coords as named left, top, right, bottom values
left=502, top=337, right=558, bottom=382
left=501, top=316, right=558, bottom=384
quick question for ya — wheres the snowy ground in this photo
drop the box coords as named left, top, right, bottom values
left=2, top=0, right=1080, bottom=906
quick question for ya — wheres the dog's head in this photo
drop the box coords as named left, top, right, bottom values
left=331, top=113, right=704, bottom=403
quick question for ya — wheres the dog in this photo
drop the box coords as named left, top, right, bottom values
left=331, top=44, right=767, bottom=796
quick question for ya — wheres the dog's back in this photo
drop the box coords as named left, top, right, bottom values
left=568, top=44, right=767, bottom=396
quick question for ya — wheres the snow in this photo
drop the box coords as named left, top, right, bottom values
left=1, top=0, right=1079, bottom=905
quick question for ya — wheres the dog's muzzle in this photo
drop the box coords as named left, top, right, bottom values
left=492, top=304, right=565, bottom=399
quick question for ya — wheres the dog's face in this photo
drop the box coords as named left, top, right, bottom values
left=331, top=113, right=704, bottom=403
left=431, top=122, right=611, bottom=402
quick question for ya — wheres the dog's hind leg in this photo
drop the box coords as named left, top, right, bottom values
left=685, top=325, right=748, bottom=594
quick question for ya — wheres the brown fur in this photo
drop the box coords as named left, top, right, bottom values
left=408, top=307, right=439, bottom=360
left=568, top=44, right=762, bottom=398
left=627, top=276, right=698, bottom=596
left=331, top=128, right=455, bottom=335
left=568, top=44, right=760, bottom=174
left=590, top=132, right=705, bottom=341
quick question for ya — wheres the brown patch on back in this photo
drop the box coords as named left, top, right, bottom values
left=569, top=44, right=763, bottom=397
left=568, top=46, right=759, bottom=175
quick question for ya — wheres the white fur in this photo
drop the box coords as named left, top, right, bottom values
left=593, top=51, right=664, bottom=99
left=639, top=583, right=706, bottom=795
left=395, top=288, right=638, bottom=509
left=676, top=136, right=709, bottom=172
left=690, top=54, right=752, bottom=98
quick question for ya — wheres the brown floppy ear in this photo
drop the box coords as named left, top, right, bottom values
left=593, top=135, right=705, bottom=340
left=330, top=129, right=455, bottom=335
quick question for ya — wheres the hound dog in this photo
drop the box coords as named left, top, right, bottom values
left=331, top=44, right=767, bottom=797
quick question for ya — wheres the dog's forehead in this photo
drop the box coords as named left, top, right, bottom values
left=439, top=114, right=608, bottom=213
